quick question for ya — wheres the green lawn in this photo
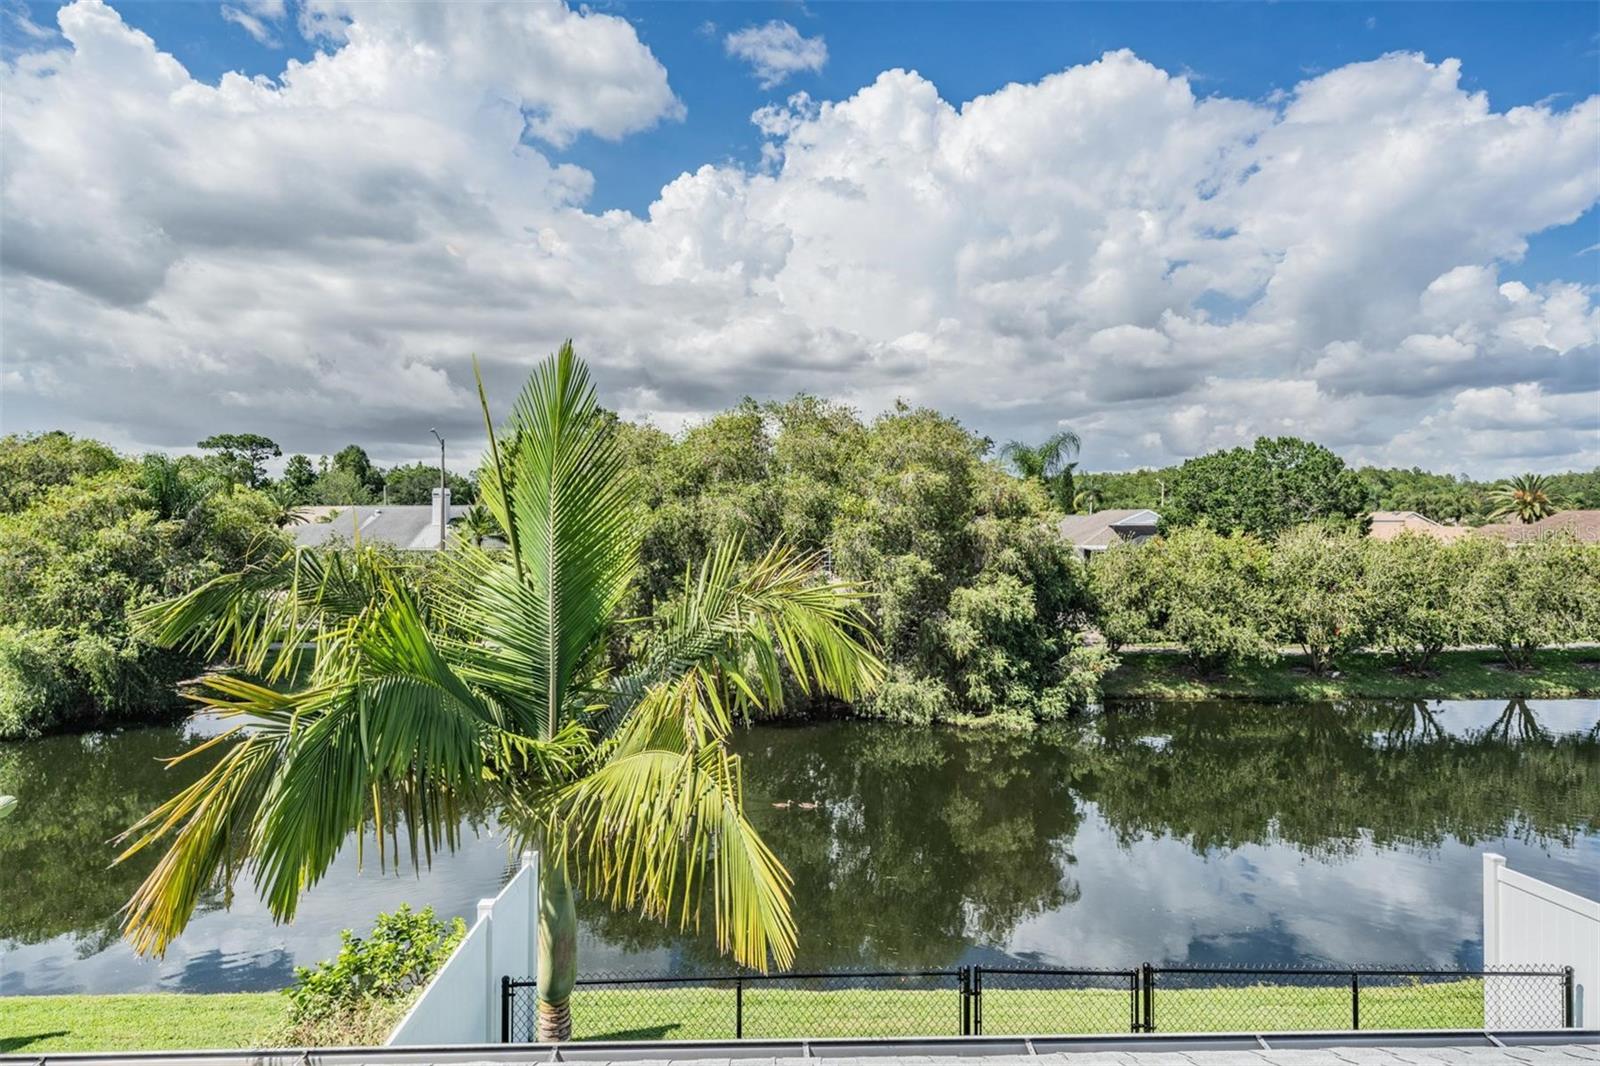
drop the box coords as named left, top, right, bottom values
left=0, top=993, right=287, bottom=1053
left=556, top=981, right=1488, bottom=1041
left=1101, top=647, right=1599, bottom=702
left=0, top=980, right=1504, bottom=1051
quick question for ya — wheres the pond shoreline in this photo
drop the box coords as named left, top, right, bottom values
left=1101, top=648, right=1600, bottom=702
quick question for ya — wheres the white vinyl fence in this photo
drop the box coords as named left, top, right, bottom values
left=1483, top=852, right=1598, bottom=1028
left=387, top=850, right=538, bottom=1045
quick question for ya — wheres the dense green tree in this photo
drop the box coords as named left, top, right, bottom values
left=1454, top=533, right=1594, bottom=668
left=280, top=454, right=318, bottom=500
left=1362, top=533, right=1458, bottom=672
left=1141, top=527, right=1275, bottom=673
left=1267, top=524, right=1370, bottom=675
left=1163, top=437, right=1367, bottom=538
left=0, top=449, right=285, bottom=738
left=311, top=466, right=377, bottom=505
left=1088, top=540, right=1163, bottom=652
left=0, top=432, right=122, bottom=513
left=330, top=444, right=386, bottom=497
left=197, top=433, right=281, bottom=488
left=382, top=461, right=475, bottom=505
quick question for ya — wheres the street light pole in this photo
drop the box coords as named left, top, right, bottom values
left=430, top=428, right=446, bottom=550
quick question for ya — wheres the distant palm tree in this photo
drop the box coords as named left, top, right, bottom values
left=1073, top=488, right=1101, bottom=514
left=1000, top=430, right=1082, bottom=509
left=1487, top=473, right=1564, bottom=524
left=456, top=502, right=501, bottom=546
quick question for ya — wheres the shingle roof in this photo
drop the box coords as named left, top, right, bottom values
left=1482, top=509, right=1600, bottom=543
left=1057, top=508, right=1160, bottom=549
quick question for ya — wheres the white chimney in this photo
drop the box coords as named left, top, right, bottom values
left=431, top=486, right=451, bottom=549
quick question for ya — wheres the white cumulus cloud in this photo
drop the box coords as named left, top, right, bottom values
left=1, top=6, right=1596, bottom=477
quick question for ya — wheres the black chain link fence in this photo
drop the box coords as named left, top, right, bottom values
left=502, top=963, right=1574, bottom=1042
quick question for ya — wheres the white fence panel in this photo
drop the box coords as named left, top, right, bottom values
left=387, top=851, right=538, bottom=1045
left=1483, top=852, right=1598, bottom=1029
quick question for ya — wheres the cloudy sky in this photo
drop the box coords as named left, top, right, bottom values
left=2, top=0, right=1597, bottom=475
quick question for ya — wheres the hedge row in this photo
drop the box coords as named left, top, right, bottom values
left=1090, top=526, right=1600, bottom=674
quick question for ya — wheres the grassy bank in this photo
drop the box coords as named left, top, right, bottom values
left=1101, top=647, right=1599, bottom=702
left=3, top=981, right=1494, bottom=1051
left=0, top=993, right=286, bottom=1053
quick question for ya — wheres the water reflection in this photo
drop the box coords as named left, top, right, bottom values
left=2, top=699, right=1595, bottom=993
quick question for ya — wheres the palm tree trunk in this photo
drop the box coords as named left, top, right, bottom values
left=537, top=860, right=577, bottom=1042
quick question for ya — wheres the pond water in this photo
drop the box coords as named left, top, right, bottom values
left=2, top=699, right=1596, bottom=995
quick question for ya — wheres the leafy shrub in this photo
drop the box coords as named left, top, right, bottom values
left=1147, top=527, right=1275, bottom=673
left=281, top=905, right=465, bottom=1044
left=0, top=626, right=82, bottom=738
left=1454, top=533, right=1591, bottom=669
left=1363, top=532, right=1458, bottom=672
left=1088, top=540, right=1162, bottom=651
left=1268, top=524, right=1370, bottom=675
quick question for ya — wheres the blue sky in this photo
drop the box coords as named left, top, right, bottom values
left=3, top=0, right=1597, bottom=473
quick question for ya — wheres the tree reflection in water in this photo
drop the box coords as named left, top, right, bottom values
left=3, top=699, right=1596, bottom=976
left=581, top=699, right=1599, bottom=969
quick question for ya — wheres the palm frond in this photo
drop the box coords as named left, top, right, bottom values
left=475, top=342, right=642, bottom=738
left=132, top=545, right=395, bottom=682
left=545, top=742, right=796, bottom=971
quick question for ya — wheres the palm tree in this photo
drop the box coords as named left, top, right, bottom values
left=456, top=502, right=502, bottom=546
left=120, top=344, right=883, bottom=1041
left=1072, top=488, right=1101, bottom=514
left=1487, top=473, right=1564, bottom=524
left=999, top=430, right=1082, bottom=510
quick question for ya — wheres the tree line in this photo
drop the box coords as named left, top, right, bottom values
left=193, top=432, right=476, bottom=506
left=3, top=406, right=1598, bottom=738
left=1092, top=524, right=1600, bottom=674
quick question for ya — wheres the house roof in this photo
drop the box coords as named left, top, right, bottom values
left=1481, top=509, right=1600, bottom=543
left=1366, top=510, right=1474, bottom=542
left=1057, top=508, right=1160, bottom=549
left=291, top=505, right=469, bottom=550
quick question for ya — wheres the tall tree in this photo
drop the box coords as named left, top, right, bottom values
left=121, top=345, right=883, bottom=1041
left=999, top=430, right=1082, bottom=511
left=331, top=444, right=385, bottom=497
left=384, top=461, right=475, bottom=505
left=197, top=433, right=281, bottom=488
left=280, top=454, right=318, bottom=500
left=1163, top=436, right=1366, bottom=538
left=1487, top=473, right=1564, bottom=524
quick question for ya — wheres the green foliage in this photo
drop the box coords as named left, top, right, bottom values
left=1267, top=524, right=1370, bottom=675
left=0, top=432, right=121, bottom=513
left=310, top=465, right=376, bottom=504
left=1362, top=533, right=1458, bottom=671
left=626, top=398, right=1114, bottom=724
left=284, top=905, right=465, bottom=1028
left=1162, top=437, right=1367, bottom=538
left=382, top=461, right=476, bottom=504
left=0, top=438, right=286, bottom=738
left=1151, top=528, right=1276, bottom=672
left=0, top=626, right=80, bottom=738
left=1088, top=541, right=1162, bottom=652
left=1487, top=472, right=1566, bottom=523
left=1454, top=533, right=1595, bottom=668
left=197, top=433, right=280, bottom=488
left=998, top=430, right=1081, bottom=511
left=332, top=444, right=386, bottom=496
left=279, top=454, right=318, bottom=500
